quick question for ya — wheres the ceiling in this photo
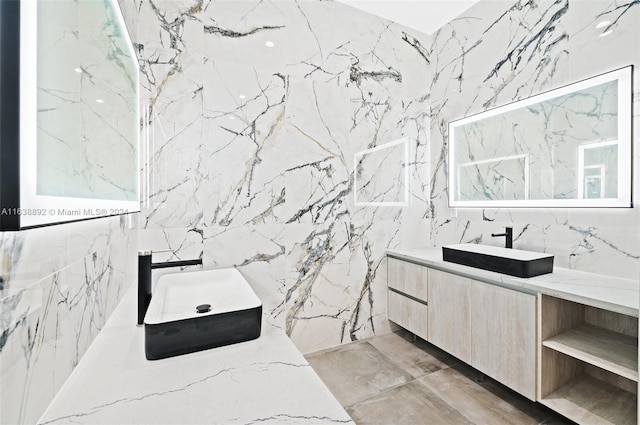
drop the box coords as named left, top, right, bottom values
left=335, top=0, right=481, bottom=35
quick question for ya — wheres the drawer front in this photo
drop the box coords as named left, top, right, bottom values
left=388, top=290, right=428, bottom=340
left=387, top=257, right=428, bottom=301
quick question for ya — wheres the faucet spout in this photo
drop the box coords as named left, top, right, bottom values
left=491, top=227, right=513, bottom=249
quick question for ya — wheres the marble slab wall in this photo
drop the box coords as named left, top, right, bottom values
left=0, top=216, right=137, bottom=425
left=428, top=0, right=640, bottom=279
left=128, top=0, right=431, bottom=354
left=129, top=0, right=640, bottom=358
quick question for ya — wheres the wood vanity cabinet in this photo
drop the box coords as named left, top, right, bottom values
left=427, top=268, right=536, bottom=400
left=387, top=258, right=537, bottom=401
left=471, top=280, right=536, bottom=400
left=387, top=257, right=428, bottom=340
left=388, top=254, right=639, bottom=424
left=427, top=269, right=472, bottom=363
left=538, top=295, right=638, bottom=425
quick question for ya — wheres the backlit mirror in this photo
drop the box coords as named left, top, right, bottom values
left=0, top=0, right=139, bottom=230
left=448, top=66, right=632, bottom=208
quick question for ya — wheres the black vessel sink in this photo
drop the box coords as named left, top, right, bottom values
left=442, top=244, right=554, bottom=278
left=144, top=268, right=262, bottom=360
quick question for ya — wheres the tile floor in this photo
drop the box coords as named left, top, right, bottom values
left=305, top=329, right=576, bottom=425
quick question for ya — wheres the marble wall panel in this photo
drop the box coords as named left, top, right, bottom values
left=428, top=0, right=640, bottom=279
left=0, top=216, right=137, bottom=425
left=128, top=0, right=431, bottom=354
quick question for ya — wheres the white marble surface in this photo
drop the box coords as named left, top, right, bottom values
left=126, top=0, right=640, bottom=359
left=427, top=0, right=640, bottom=281
left=38, top=286, right=354, bottom=425
left=388, top=247, right=639, bottom=317
left=126, top=0, right=431, bottom=354
left=1, top=216, right=137, bottom=425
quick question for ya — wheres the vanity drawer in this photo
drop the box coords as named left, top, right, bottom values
left=387, top=257, right=428, bottom=301
left=388, top=290, right=428, bottom=341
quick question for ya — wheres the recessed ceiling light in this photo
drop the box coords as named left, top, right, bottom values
left=596, top=20, right=611, bottom=29
left=600, top=30, right=613, bottom=37
left=239, top=94, right=246, bottom=99
left=74, top=67, right=82, bottom=73
left=95, top=99, right=104, bottom=104
left=229, top=116, right=235, bottom=120
left=265, top=41, right=275, bottom=48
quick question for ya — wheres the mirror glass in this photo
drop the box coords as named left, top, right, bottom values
left=448, top=66, right=632, bottom=208
left=13, top=0, right=139, bottom=229
left=354, top=138, right=409, bottom=206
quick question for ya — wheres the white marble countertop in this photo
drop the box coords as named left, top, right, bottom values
left=387, top=248, right=639, bottom=317
left=38, top=288, right=354, bottom=425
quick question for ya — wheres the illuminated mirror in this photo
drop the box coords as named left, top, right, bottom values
left=354, top=138, right=409, bottom=206
left=0, top=0, right=139, bottom=230
left=448, top=66, right=632, bottom=208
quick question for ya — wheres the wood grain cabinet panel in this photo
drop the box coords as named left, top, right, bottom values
left=387, top=257, right=429, bottom=339
left=538, top=295, right=638, bottom=425
left=471, top=282, right=537, bottom=400
left=387, top=257, right=428, bottom=300
left=427, top=269, right=472, bottom=364
left=388, top=290, right=428, bottom=341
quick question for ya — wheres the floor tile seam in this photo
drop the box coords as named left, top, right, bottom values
left=419, top=376, right=511, bottom=425
left=365, top=342, right=422, bottom=378
left=303, top=338, right=372, bottom=359
left=367, top=338, right=461, bottom=381
left=417, top=371, right=562, bottom=425
left=346, top=373, right=487, bottom=425
left=342, top=377, right=421, bottom=410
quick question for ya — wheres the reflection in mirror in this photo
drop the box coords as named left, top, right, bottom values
left=354, top=138, right=409, bottom=206
left=448, top=66, right=632, bottom=208
left=0, top=0, right=140, bottom=230
left=37, top=0, right=139, bottom=202
left=578, top=141, right=618, bottom=200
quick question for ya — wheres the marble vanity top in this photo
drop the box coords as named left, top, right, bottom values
left=387, top=248, right=639, bottom=317
left=38, top=288, right=354, bottom=425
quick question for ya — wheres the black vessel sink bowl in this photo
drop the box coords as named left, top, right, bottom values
left=144, top=268, right=262, bottom=360
left=442, top=244, right=554, bottom=278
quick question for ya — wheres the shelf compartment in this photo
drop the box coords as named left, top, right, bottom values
left=543, top=323, right=638, bottom=382
left=540, top=374, right=637, bottom=425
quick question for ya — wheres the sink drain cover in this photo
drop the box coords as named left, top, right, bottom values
left=196, top=304, right=211, bottom=314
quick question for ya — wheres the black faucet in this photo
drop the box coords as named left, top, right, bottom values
left=491, top=227, right=513, bottom=249
left=137, top=250, right=203, bottom=325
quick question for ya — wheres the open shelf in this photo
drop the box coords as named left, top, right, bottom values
left=543, top=323, right=638, bottom=382
left=540, top=374, right=637, bottom=425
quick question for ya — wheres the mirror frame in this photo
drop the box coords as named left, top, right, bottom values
left=448, top=66, right=633, bottom=208
left=0, top=0, right=140, bottom=230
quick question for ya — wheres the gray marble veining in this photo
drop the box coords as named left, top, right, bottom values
left=38, top=289, right=354, bottom=425
left=130, top=0, right=431, bottom=354
left=428, top=0, right=640, bottom=279
left=0, top=216, right=137, bottom=425
left=3, top=2, right=640, bottom=424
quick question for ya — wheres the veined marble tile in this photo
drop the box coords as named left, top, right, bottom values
left=567, top=224, right=640, bottom=279
left=0, top=216, right=128, bottom=299
left=0, top=282, right=44, bottom=425
left=564, top=0, right=640, bottom=84
left=1, top=214, right=136, bottom=425
left=137, top=227, right=204, bottom=263
left=131, top=0, right=433, bottom=353
left=139, top=52, right=205, bottom=229
left=427, top=0, right=640, bottom=281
